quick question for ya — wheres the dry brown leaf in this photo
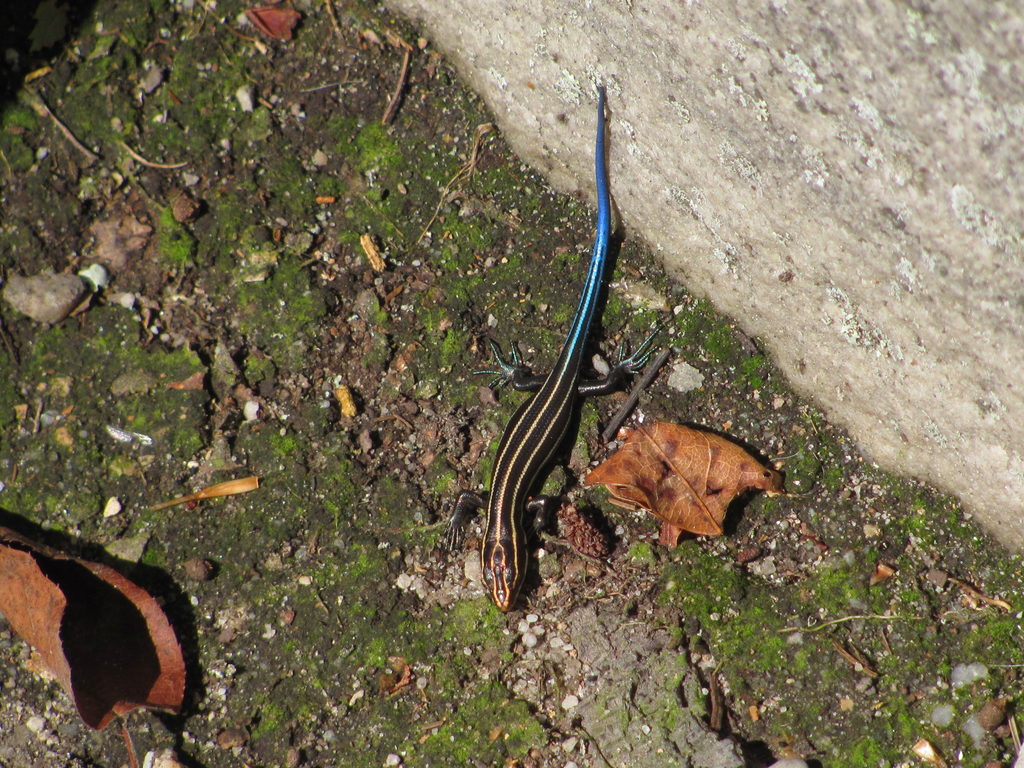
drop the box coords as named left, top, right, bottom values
left=245, top=6, right=301, bottom=40
left=359, top=233, right=386, bottom=271
left=912, top=738, right=947, bottom=767
left=167, top=371, right=205, bottom=390
left=0, top=527, right=185, bottom=729
left=585, top=421, right=783, bottom=545
left=378, top=656, right=413, bottom=697
left=88, top=215, right=152, bottom=272
left=869, top=562, right=896, bottom=585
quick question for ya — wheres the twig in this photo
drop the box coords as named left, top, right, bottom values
left=298, top=78, right=362, bottom=94
left=949, top=576, right=1012, bottom=611
left=0, top=311, right=18, bottom=364
left=119, top=719, right=140, bottom=768
left=575, top=723, right=618, bottom=768
left=601, top=347, right=670, bottom=442
left=778, top=613, right=914, bottom=634
left=414, top=123, right=497, bottom=246
left=118, top=140, right=187, bottom=169
left=707, top=670, right=725, bottom=732
left=381, top=42, right=412, bottom=125
left=23, top=89, right=99, bottom=164
left=831, top=638, right=878, bottom=677
left=323, top=0, right=344, bottom=40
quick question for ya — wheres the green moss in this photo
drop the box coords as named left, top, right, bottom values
left=441, top=597, right=506, bottom=647
left=845, top=736, right=887, bottom=768
left=2, top=105, right=39, bottom=132
left=428, top=463, right=458, bottom=498
left=628, top=541, right=656, bottom=565
left=261, top=153, right=315, bottom=219
left=250, top=701, right=288, bottom=740
left=439, top=326, right=467, bottom=369
left=354, top=122, right=402, bottom=173
left=0, top=105, right=38, bottom=174
left=819, top=463, right=845, bottom=492
left=269, top=431, right=299, bottom=457
left=416, top=683, right=543, bottom=764
left=736, top=353, right=767, bottom=388
left=661, top=544, right=789, bottom=674
left=156, top=206, right=197, bottom=268
left=235, top=260, right=326, bottom=370
left=0, top=135, right=34, bottom=174
left=244, top=354, right=276, bottom=385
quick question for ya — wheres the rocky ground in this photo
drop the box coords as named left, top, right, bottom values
left=0, top=1, right=1021, bottom=767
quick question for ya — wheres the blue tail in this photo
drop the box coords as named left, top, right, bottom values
left=556, top=86, right=610, bottom=373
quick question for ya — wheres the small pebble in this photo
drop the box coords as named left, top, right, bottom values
left=522, top=631, right=538, bottom=648
left=102, top=496, right=122, bottom=518
left=215, top=727, right=247, bottom=749
left=463, top=551, right=481, bottom=582
left=951, top=662, right=988, bottom=687
left=147, top=748, right=188, bottom=768
left=976, top=697, right=1007, bottom=730
left=930, top=704, right=954, bottom=727
left=384, top=754, right=402, bottom=766
left=666, top=360, right=704, bottom=393
left=560, top=694, right=579, bottom=710
left=139, top=65, right=165, bottom=94
left=25, top=715, right=46, bottom=734
left=183, top=558, right=215, bottom=581
left=962, top=714, right=985, bottom=748
left=358, top=429, right=375, bottom=452
left=235, top=85, right=255, bottom=112
left=78, top=263, right=109, bottom=291
left=3, top=272, right=88, bottom=324
left=243, top=400, right=260, bottom=421
left=395, top=573, right=413, bottom=591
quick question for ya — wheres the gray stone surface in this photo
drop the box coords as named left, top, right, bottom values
left=385, top=0, right=1024, bottom=549
left=566, top=605, right=744, bottom=768
left=3, top=272, right=88, bottom=324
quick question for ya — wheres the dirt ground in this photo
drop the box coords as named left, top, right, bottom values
left=0, top=1, right=1022, bottom=767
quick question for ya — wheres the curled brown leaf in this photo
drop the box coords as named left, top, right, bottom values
left=585, top=421, right=783, bottom=545
left=0, top=527, right=185, bottom=729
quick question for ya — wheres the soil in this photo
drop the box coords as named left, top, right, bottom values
left=0, top=1, right=1021, bottom=767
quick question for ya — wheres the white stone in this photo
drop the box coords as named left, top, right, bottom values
left=243, top=400, right=260, bottom=421
left=235, top=85, right=255, bottom=113
left=951, top=662, right=988, bottom=687
left=666, top=360, right=705, bottom=393
left=930, top=704, right=954, bottom=727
